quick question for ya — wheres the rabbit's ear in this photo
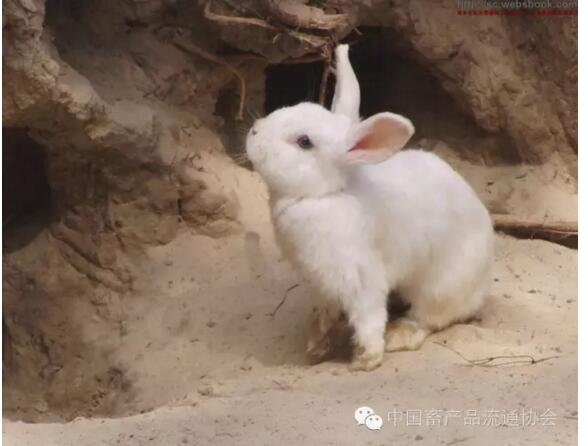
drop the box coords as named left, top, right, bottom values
left=346, top=113, right=414, bottom=164
left=331, top=45, right=360, bottom=122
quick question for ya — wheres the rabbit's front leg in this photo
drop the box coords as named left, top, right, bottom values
left=298, top=250, right=389, bottom=371
left=272, top=196, right=389, bottom=371
left=344, top=285, right=388, bottom=371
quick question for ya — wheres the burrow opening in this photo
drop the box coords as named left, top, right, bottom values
left=2, top=128, right=53, bottom=399
left=265, top=60, right=328, bottom=112
left=2, top=129, right=52, bottom=252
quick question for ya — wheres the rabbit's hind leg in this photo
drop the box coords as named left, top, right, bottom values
left=385, top=274, right=491, bottom=352
left=384, top=318, right=430, bottom=352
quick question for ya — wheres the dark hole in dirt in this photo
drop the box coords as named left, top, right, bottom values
left=263, top=29, right=520, bottom=164
left=215, top=87, right=247, bottom=156
left=265, top=60, right=329, bottom=113
left=2, top=128, right=52, bottom=252
left=2, top=129, right=52, bottom=399
left=45, top=0, right=85, bottom=22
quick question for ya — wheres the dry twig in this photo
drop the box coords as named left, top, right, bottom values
left=434, top=341, right=561, bottom=368
left=267, top=283, right=300, bottom=317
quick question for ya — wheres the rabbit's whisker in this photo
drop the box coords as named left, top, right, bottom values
left=229, top=152, right=250, bottom=163
left=246, top=107, right=264, bottom=122
left=235, top=123, right=252, bottom=135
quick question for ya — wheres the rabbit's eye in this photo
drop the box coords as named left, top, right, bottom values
left=296, top=135, right=313, bottom=150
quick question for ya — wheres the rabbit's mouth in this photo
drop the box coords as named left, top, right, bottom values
left=245, top=121, right=264, bottom=161
left=244, top=135, right=265, bottom=169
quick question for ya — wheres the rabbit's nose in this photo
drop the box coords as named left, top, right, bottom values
left=251, top=129, right=258, bottom=135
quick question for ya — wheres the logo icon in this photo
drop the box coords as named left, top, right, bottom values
left=355, top=406, right=383, bottom=431
left=365, top=414, right=384, bottom=430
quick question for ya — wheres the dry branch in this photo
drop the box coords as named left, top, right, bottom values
left=204, top=0, right=280, bottom=31
left=492, top=214, right=577, bottom=247
left=204, top=0, right=330, bottom=49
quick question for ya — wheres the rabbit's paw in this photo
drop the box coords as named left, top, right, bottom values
left=385, top=318, right=430, bottom=352
left=349, top=346, right=383, bottom=372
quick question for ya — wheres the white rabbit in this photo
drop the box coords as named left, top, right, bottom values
left=246, top=44, right=494, bottom=371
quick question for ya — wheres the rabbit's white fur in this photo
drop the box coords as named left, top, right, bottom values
left=246, top=45, right=493, bottom=371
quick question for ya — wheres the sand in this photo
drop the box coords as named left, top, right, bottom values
left=3, top=234, right=578, bottom=445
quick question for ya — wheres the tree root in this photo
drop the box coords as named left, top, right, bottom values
left=204, top=0, right=280, bottom=31
left=265, top=0, right=349, bottom=31
left=171, top=35, right=246, bottom=121
left=204, top=0, right=331, bottom=49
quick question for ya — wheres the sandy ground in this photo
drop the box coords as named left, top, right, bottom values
left=3, top=233, right=578, bottom=445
